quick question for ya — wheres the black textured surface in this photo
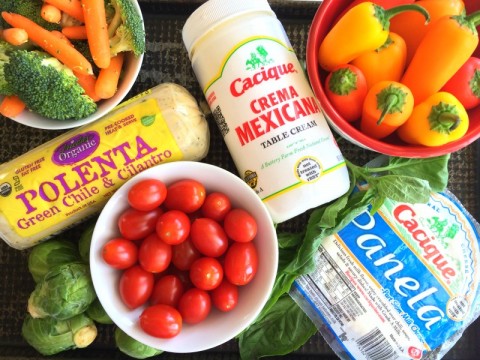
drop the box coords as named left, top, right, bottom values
left=0, top=1, right=479, bottom=359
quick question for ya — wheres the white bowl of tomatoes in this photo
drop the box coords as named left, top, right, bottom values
left=90, top=161, right=278, bottom=353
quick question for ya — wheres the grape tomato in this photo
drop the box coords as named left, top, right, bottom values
left=164, top=179, right=206, bottom=213
left=150, top=274, right=185, bottom=308
left=119, top=265, right=154, bottom=309
left=211, top=279, right=239, bottom=312
left=127, top=178, right=167, bottom=211
left=155, top=210, right=191, bottom=245
left=140, top=304, right=182, bottom=339
left=189, top=257, right=224, bottom=290
left=224, top=242, right=258, bottom=286
left=172, top=237, right=201, bottom=271
left=201, top=192, right=232, bottom=222
left=102, top=237, right=138, bottom=269
left=190, top=218, right=229, bottom=257
left=223, top=208, right=258, bottom=243
left=138, top=233, right=172, bottom=273
left=178, top=288, right=211, bottom=324
left=118, top=207, right=162, bottom=241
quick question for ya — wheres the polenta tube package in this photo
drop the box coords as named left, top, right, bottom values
left=291, top=189, right=480, bottom=360
left=0, top=83, right=210, bottom=250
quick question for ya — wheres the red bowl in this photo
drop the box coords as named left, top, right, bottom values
left=307, top=0, right=480, bottom=158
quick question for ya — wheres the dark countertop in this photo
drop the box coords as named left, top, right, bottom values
left=0, top=1, right=479, bottom=359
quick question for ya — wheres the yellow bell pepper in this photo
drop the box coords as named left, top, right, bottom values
left=318, top=2, right=430, bottom=71
left=397, top=92, right=469, bottom=147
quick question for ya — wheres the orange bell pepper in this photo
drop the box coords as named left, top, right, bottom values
left=397, top=92, right=469, bottom=146
left=351, top=32, right=407, bottom=89
left=318, top=2, right=430, bottom=71
left=360, top=81, right=414, bottom=139
left=390, top=0, right=465, bottom=65
left=401, top=10, right=480, bottom=105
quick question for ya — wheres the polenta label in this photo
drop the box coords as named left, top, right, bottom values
left=0, top=98, right=183, bottom=238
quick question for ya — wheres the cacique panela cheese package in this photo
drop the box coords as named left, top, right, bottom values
left=291, top=189, right=480, bottom=360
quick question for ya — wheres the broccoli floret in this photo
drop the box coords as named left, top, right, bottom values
left=0, top=41, right=15, bottom=96
left=4, top=50, right=97, bottom=120
left=107, top=0, right=146, bottom=57
left=0, top=0, right=61, bottom=31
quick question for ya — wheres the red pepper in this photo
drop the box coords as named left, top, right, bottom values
left=324, top=64, right=368, bottom=122
left=441, top=57, right=480, bottom=110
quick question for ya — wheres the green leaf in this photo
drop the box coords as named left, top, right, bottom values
left=238, top=295, right=317, bottom=359
left=277, top=232, right=304, bottom=249
left=384, top=155, right=450, bottom=192
left=370, top=175, right=431, bottom=204
left=141, top=115, right=156, bottom=127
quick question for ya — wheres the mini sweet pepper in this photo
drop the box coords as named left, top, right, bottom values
left=397, top=92, right=469, bottom=147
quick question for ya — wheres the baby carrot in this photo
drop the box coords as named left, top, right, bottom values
left=62, top=25, right=88, bottom=40
left=1, top=12, right=93, bottom=75
left=51, top=30, right=74, bottom=46
left=41, top=3, right=62, bottom=24
left=43, top=0, right=85, bottom=23
left=95, top=53, right=124, bottom=99
left=81, top=0, right=111, bottom=69
left=74, top=71, right=101, bottom=102
left=2, top=28, right=28, bottom=46
left=0, top=95, right=26, bottom=118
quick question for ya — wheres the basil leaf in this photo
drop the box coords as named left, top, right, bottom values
left=277, top=232, right=304, bottom=249
left=238, top=295, right=317, bottom=359
left=370, top=175, right=431, bottom=204
left=386, top=155, right=450, bottom=192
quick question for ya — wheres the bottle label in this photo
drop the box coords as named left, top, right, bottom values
left=293, top=191, right=480, bottom=359
left=203, top=36, right=346, bottom=202
left=0, top=97, right=183, bottom=239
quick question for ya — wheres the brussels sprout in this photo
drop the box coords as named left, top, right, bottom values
left=28, top=263, right=96, bottom=320
left=22, top=313, right=97, bottom=355
left=28, top=238, right=81, bottom=283
left=115, top=327, right=163, bottom=359
left=86, top=298, right=113, bottom=324
left=78, top=221, right=96, bottom=263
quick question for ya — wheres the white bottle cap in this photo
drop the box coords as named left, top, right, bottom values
left=182, top=0, right=275, bottom=56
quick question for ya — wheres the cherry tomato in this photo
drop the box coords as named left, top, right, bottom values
left=178, top=288, right=211, bottom=324
left=189, top=257, right=223, bottom=290
left=127, top=179, right=167, bottom=211
left=155, top=210, right=191, bottom=245
left=223, top=208, right=257, bottom=243
left=119, top=265, right=154, bottom=309
left=172, top=237, right=201, bottom=271
left=140, top=304, right=182, bottom=338
left=201, top=192, right=231, bottom=222
left=118, top=207, right=162, bottom=241
left=224, top=242, right=258, bottom=286
left=190, top=218, right=228, bottom=257
left=138, top=233, right=172, bottom=273
left=164, top=179, right=206, bottom=213
left=102, top=237, right=138, bottom=269
left=150, top=274, right=184, bottom=308
left=211, top=279, right=239, bottom=312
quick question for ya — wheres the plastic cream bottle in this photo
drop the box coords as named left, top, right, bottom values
left=182, top=0, right=350, bottom=223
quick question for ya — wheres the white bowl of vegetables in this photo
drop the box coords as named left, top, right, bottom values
left=90, top=161, right=279, bottom=353
left=0, top=0, right=144, bottom=130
